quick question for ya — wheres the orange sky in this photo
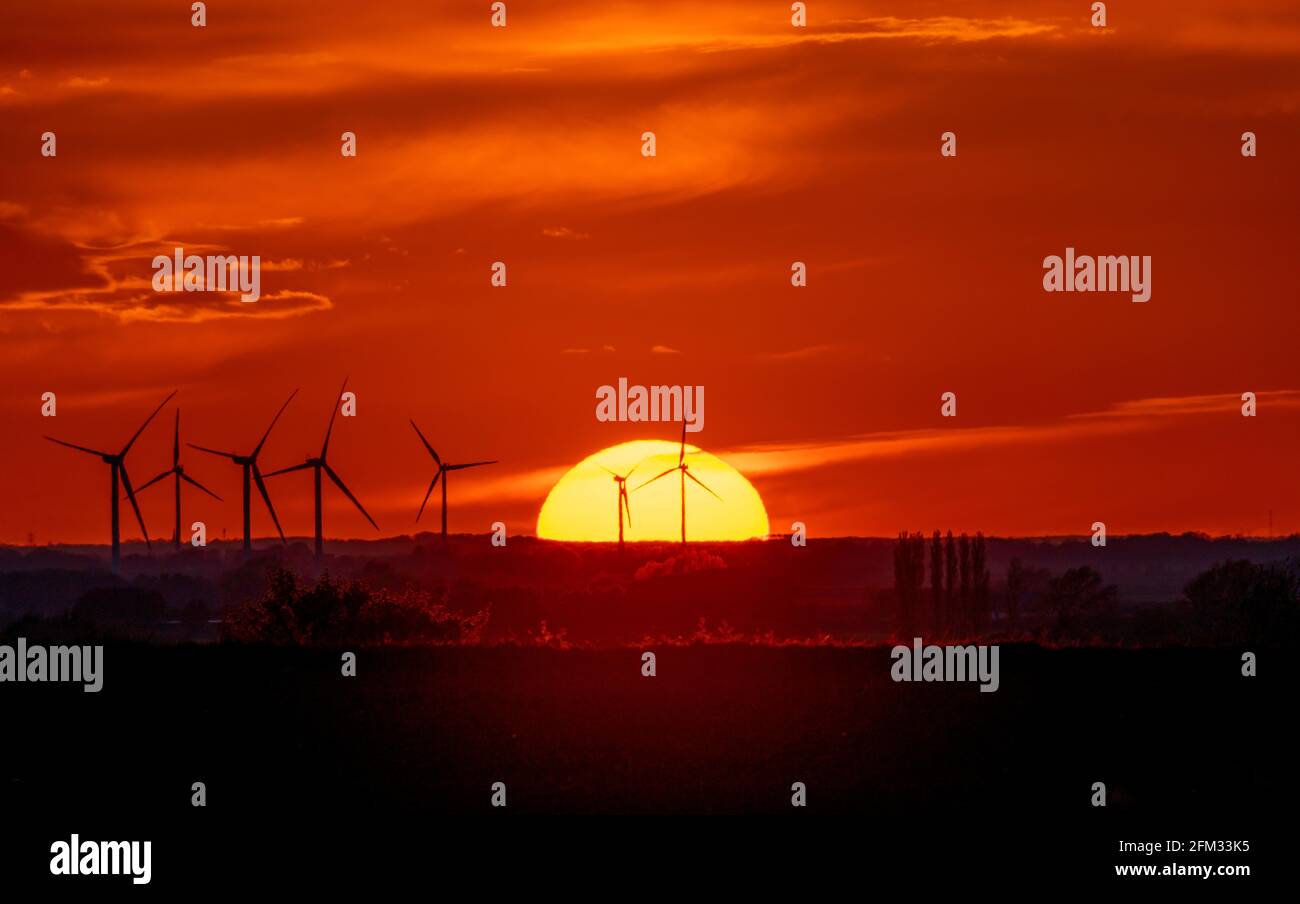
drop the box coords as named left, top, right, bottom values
left=2, top=0, right=1298, bottom=545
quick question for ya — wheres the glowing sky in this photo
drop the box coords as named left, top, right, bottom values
left=2, top=0, right=1298, bottom=544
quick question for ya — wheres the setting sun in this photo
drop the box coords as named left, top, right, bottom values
left=537, top=440, right=769, bottom=542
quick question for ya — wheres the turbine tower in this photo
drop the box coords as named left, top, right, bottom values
left=189, top=390, right=297, bottom=556
left=135, top=410, right=222, bottom=550
left=410, top=420, right=496, bottom=540
left=634, top=422, right=722, bottom=544
left=45, top=390, right=177, bottom=570
left=265, top=378, right=379, bottom=559
left=597, top=462, right=641, bottom=551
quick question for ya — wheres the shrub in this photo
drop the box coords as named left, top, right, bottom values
left=222, top=568, right=487, bottom=646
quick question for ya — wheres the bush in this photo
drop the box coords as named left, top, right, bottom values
left=1184, top=559, right=1299, bottom=646
left=222, top=568, right=487, bottom=646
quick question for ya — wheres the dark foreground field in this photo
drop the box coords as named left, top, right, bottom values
left=2, top=643, right=1292, bottom=887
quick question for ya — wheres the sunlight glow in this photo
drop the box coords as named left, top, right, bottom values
left=536, top=440, right=769, bottom=542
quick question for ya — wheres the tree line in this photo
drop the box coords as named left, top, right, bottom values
left=892, top=530, right=991, bottom=639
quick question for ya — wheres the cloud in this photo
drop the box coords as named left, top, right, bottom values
left=719, top=391, right=1300, bottom=477
left=63, top=76, right=110, bottom=88
left=1066, top=392, right=1300, bottom=420
left=370, top=465, right=568, bottom=512
left=541, top=226, right=590, bottom=239
left=763, top=344, right=841, bottom=362
left=651, top=345, right=681, bottom=354
left=0, top=219, right=334, bottom=323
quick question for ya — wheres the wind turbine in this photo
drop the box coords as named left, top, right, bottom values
left=596, top=461, right=642, bottom=551
left=135, top=410, right=222, bottom=550
left=189, top=390, right=297, bottom=556
left=410, top=420, right=496, bottom=540
left=45, top=389, right=177, bottom=570
left=634, top=423, right=722, bottom=544
left=265, top=378, right=379, bottom=559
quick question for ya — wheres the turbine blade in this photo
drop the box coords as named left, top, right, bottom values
left=253, top=388, right=298, bottom=458
left=252, top=465, right=286, bottom=543
left=621, top=487, right=632, bottom=527
left=685, top=469, right=723, bottom=502
left=678, top=421, right=686, bottom=466
left=134, top=469, right=173, bottom=494
left=321, top=376, right=348, bottom=459
left=121, top=390, right=177, bottom=457
left=416, top=471, right=441, bottom=522
left=119, top=464, right=151, bottom=549
left=187, top=443, right=238, bottom=461
left=262, top=462, right=312, bottom=478
left=633, top=467, right=678, bottom=492
left=409, top=420, right=441, bottom=466
left=181, top=472, right=222, bottom=501
left=446, top=460, right=497, bottom=471
left=45, top=436, right=111, bottom=457
left=323, top=461, right=379, bottom=531
left=595, top=463, right=617, bottom=476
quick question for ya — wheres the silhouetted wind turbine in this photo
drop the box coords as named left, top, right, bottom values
left=634, top=423, right=722, bottom=544
left=596, top=461, right=642, bottom=551
left=189, top=390, right=297, bottom=556
left=45, top=390, right=177, bottom=570
left=265, top=378, right=379, bottom=559
left=410, top=420, right=496, bottom=540
left=135, top=410, right=222, bottom=550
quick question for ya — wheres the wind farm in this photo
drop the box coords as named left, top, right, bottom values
left=33, top=384, right=768, bottom=562
left=410, top=419, right=497, bottom=540
left=596, top=460, right=641, bottom=551
left=135, top=410, right=222, bottom=550
left=188, top=390, right=297, bottom=555
left=633, top=423, right=723, bottom=545
left=264, top=379, right=380, bottom=558
left=4, top=0, right=1295, bottom=879
left=44, top=390, right=177, bottom=570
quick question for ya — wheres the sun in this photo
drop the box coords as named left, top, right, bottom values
left=537, top=440, right=770, bottom=542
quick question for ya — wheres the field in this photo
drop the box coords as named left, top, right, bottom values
left=4, top=641, right=1291, bottom=885
left=3, top=534, right=1294, bottom=886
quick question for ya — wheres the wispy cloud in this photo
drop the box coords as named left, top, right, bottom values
left=723, top=391, right=1300, bottom=476
left=541, top=226, right=590, bottom=240
left=0, top=226, right=333, bottom=323
left=63, top=75, right=110, bottom=88
left=762, top=344, right=842, bottom=362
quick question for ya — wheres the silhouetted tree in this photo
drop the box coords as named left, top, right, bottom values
left=892, top=532, right=926, bottom=638
left=930, top=530, right=943, bottom=636
left=971, top=532, right=990, bottom=633
left=222, top=567, right=485, bottom=645
left=944, top=530, right=957, bottom=638
left=1045, top=566, right=1117, bottom=636
left=958, top=533, right=971, bottom=636
left=1184, top=559, right=1300, bottom=645
left=1005, top=557, right=1025, bottom=632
